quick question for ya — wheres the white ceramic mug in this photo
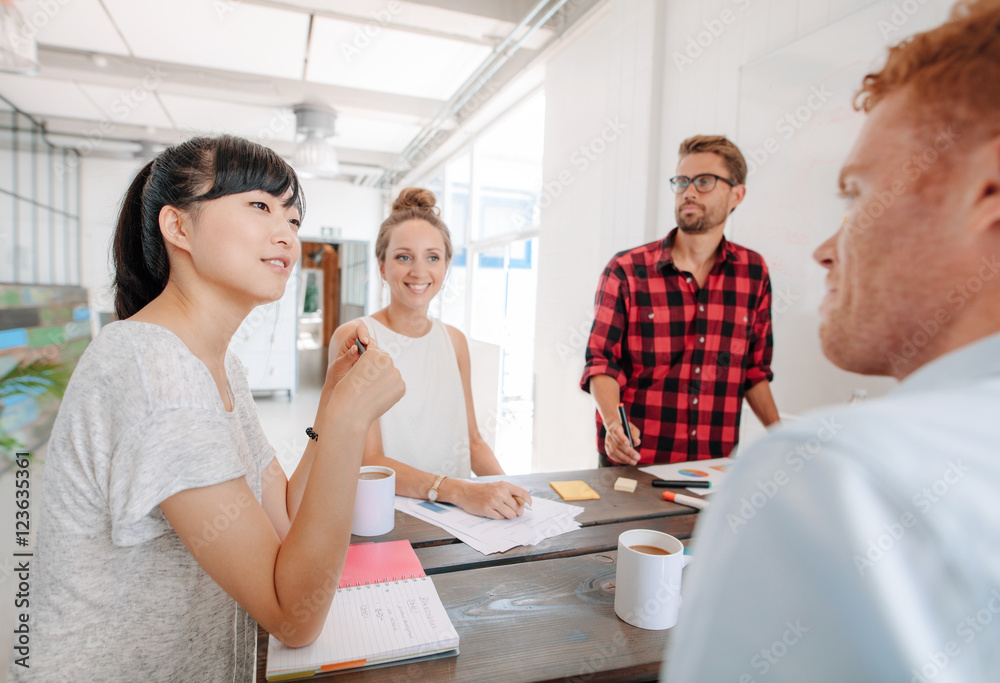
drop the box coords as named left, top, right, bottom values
left=614, top=529, right=693, bottom=630
left=351, top=466, right=396, bottom=537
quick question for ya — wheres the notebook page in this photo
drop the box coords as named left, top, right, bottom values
left=267, top=576, right=459, bottom=677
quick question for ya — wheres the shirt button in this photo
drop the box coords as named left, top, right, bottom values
left=744, top=316, right=748, bottom=322
left=692, top=398, right=698, bottom=405
left=695, top=367, right=700, bottom=374
left=690, top=429, right=696, bottom=436
left=699, top=305, right=704, bottom=312
left=686, top=277, right=692, bottom=283
left=699, top=337, right=705, bottom=343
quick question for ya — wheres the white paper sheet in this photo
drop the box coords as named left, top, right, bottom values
left=394, top=493, right=584, bottom=555
left=640, top=457, right=734, bottom=493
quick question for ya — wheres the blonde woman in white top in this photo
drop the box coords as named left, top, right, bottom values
left=331, top=188, right=531, bottom=519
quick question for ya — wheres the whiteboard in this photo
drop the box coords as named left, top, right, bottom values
left=733, top=0, right=952, bottom=414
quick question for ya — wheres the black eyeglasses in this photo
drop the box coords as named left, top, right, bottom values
left=669, top=173, right=737, bottom=194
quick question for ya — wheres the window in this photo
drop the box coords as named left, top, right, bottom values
left=418, top=91, right=545, bottom=474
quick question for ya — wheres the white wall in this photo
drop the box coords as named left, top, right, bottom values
left=80, top=156, right=143, bottom=320
left=532, top=1, right=662, bottom=472
left=531, top=0, right=932, bottom=472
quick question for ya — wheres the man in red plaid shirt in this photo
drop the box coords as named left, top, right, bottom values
left=581, top=135, right=780, bottom=466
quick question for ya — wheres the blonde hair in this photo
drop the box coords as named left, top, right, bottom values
left=678, top=135, right=748, bottom=186
left=375, top=187, right=453, bottom=266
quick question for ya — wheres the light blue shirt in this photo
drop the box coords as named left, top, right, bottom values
left=663, top=333, right=1000, bottom=682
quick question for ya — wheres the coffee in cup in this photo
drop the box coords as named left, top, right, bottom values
left=628, top=544, right=673, bottom=555
left=359, top=472, right=390, bottom=480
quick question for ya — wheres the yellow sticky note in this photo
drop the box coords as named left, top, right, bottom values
left=550, top=480, right=600, bottom=501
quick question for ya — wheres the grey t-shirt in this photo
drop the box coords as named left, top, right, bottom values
left=9, top=321, right=276, bottom=682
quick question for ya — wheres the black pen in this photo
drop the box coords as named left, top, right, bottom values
left=355, top=338, right=367, bottom=355
left=652, top=480, right=711, bottom=489
left=617, top=402, right=635, bottom=449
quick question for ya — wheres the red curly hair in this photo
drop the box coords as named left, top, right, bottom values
left=855, top=0, right=1000, bottom=148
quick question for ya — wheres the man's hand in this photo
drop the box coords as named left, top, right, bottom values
left=604, top=420, right=642, bottom=465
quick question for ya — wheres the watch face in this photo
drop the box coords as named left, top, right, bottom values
left=428, top=489, right=438, bottom=502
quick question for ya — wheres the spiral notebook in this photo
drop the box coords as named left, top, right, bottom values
left=266, top=540, right=460, bottom=681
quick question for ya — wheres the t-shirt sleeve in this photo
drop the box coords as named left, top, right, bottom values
left=108, top=407, right=246, bottom=547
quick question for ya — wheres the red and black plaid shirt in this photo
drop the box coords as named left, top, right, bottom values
left=581, top=229, right=773, bottom=464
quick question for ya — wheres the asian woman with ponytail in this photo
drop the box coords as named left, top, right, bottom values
left=10, top=135, right=405, bottom=682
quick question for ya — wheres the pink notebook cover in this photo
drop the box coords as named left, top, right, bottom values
left=337, top=540, right=426, bottom=588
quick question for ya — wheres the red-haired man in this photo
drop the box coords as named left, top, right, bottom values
left=666, top=2, right=1000, bottom=680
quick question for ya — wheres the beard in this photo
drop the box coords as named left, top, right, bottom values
left=675, top=201, right=728, bottom=234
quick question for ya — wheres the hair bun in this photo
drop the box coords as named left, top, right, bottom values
left=392, top=187, right=438, bottom=214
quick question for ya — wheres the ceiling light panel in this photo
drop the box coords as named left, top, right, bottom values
left=102, top=0, right=309, bottom=80
left=19, top=0, right=131, bottom=56
left=158, top=93, right=297, bottom=142
left=306, top=16, right=493, bottom=100
left=271, top=0, right=551, bottom=49
left=0, top=75, right=105, bottom=121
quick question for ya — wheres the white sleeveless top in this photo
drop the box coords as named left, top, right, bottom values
left=362, top=316, right=472, bottom=478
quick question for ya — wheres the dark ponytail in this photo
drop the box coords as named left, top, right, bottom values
left=111, top=135, right=304, bottom=320
left=112, top=161, right=168, bottom=320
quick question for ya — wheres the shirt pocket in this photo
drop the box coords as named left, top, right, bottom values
left=704, top=308, right=752, bottom=382
left=627, top=303, right=680, bottom=382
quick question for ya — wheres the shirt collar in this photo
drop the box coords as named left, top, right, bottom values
left=895, top=331, right=1000, bottom=395
left=655, top=228, right=741, bottom=272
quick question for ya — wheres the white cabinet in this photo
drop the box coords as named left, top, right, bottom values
left=229, top=267, right=299, bottom=397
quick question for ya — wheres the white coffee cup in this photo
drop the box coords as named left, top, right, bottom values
left=614, top=529, right=693, bottom=630
left=351, top=466, right=395, bottom=537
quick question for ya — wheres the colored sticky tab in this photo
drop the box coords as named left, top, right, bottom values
left=613, top=477, right=638, bottom=493
left=550, top=480, right=600, bottom=501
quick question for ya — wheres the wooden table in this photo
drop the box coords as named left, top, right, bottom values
left=256, top=466, right=704, bottom=682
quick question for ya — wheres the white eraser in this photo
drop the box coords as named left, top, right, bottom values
left=614, top=477, right=638, bottom=493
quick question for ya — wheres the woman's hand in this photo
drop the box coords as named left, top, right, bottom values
left=328, top=346, right=406, bottom=428
left=445, top=479, right=533, bottom=520
left=326, top=320, right=372, bottom=389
